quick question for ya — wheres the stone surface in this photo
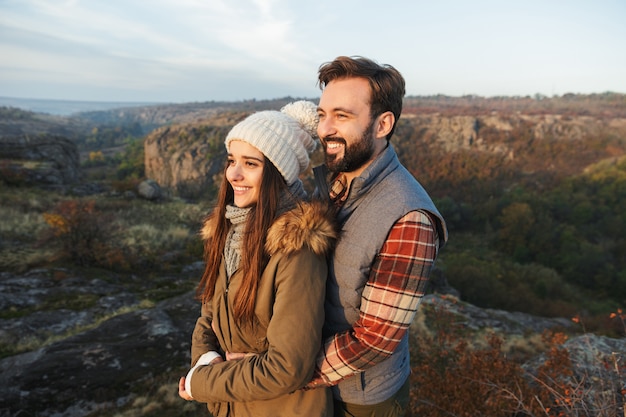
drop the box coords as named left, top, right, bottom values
left=144, top=113, right=626, bottom=199
left=0, top=135, right=80, bottom=185
left=143, top=123, right=231, bottom=198
left=1, top=265, right=624, bottom=417
left=137, top=179, right=163, bottom=200
left=0, top=267, right=202, bottom=417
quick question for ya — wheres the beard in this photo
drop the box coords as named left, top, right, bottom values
left=324, top=119, right=376, bottom=173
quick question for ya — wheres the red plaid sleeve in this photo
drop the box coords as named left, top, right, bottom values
left=312, top=210, right=439, bottom=386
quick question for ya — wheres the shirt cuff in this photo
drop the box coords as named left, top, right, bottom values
left=185, top=351, right=222, bottom=398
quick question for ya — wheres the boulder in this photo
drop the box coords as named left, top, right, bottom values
left=137, top=179, right=163, bottom=200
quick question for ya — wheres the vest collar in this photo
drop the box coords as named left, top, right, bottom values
left=342, top=144, right=398, bottom=209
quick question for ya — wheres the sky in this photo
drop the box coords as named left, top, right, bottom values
left=0, top=0, right=625, bottom=104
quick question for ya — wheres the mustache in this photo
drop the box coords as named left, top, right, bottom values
left=322, top=136, right=346, bottom=146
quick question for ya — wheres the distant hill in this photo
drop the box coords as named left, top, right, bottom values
left=0, top=106, right=93, bottom=139
left=73, top=96, right=314, bottom=133
left=4, top=92, right=624, bottom=134
left=0, top=96, right=161, bottom=116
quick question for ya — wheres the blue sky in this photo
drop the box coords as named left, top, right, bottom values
left=1, top=0, right=625, bottom=103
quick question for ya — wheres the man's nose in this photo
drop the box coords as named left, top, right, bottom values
left=317, top=117, right=335, bottom=139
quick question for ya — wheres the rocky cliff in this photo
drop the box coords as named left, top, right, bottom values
left=0, top=135, right=80, bottom=186
left=402, top=113, right=617, bottom=152
left=144, top=111, right=626, bottom=199
left=143, top=112, right=247, bottom=198
left=144, top=125, right=227, bottom=199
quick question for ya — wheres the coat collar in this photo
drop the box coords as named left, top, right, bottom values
left=201, top=200, right=337, bottom=258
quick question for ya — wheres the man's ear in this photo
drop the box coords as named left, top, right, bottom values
left=375, top=111, right=395, bottom=139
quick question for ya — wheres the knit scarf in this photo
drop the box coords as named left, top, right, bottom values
left=224, top=205, right=250, bottom=278
left=222, top=180, right=307, bottom=278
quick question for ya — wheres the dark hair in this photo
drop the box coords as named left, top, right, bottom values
left=317, top=55, right=406, bottom=140
left=197, top=157, right=287, bottom=325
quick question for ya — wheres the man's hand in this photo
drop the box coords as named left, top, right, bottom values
left=225, top=352, right=248, bottom=361
left=305, top=375, right=326, bottom=390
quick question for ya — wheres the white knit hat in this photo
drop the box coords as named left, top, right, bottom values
left=225, top=100, right=319, bottom=185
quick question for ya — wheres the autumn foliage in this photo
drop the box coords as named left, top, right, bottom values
left=408, top=302, right=626, bottom=417
left=43, top=199, right=117, bottom=267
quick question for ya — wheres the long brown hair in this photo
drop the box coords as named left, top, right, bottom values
left=317, top=55, right=406, bottom=141
left=197, top=157, right=287, bottom=325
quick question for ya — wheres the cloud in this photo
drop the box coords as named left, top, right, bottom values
left=1, top=0, right=624, bottom=101
left=0, top=0, right=321, bottom=100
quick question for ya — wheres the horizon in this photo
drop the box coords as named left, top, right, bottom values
left=2, top=89, right=624, bottom=117
left=4, top=88, right=624, bottom=105
left=1, top=1, right=625, bottom=103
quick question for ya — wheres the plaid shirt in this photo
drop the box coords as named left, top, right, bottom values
left=309, top=210, right=438, bottom=387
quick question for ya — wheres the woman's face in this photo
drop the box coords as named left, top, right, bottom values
left=226, top=140, right=265, bottom=208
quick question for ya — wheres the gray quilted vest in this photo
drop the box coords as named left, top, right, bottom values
left=314, top=145, right=447, bottom=405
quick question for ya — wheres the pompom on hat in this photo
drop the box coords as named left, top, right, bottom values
left=225, top=100, right=319, bottom=185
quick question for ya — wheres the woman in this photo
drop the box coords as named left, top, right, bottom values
left=178, top=101, right=336, bottom=416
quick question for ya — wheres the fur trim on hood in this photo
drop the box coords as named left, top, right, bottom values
left=200, top=200, right=337, bottom=257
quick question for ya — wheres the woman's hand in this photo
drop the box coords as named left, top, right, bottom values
left=178, top=377, right=193, bottom=401
left=178, top=352, right=224, bottom=401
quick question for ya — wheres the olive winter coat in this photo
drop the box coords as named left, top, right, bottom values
left=190, top=200, right=336, bottom=417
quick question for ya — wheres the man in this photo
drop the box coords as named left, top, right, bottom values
left=307, top=56, right=448, bottom=417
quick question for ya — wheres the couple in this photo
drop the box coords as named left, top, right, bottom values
left=178, top=56, right=448, bottom=417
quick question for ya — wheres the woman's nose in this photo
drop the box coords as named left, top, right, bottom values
left=227, top=164, right=243, bottom=180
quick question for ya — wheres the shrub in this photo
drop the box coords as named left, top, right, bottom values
left=116, top=137, right=145, bottom=180
left=42, top=199, right=115, bottom=267
left=410, top=303, right=546, bottom=416
left=0, top=160, right=28, bottom=186
left=409, top=302, right=626, bottom=417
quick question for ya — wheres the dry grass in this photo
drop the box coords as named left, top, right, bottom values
left=0, top=184, right=208, bottom=273
left=2, top=184, right=623, bottom=417
left=407, top=302, right=626, bottom=417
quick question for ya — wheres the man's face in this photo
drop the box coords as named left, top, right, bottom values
left=317, top=77, right=383, bottom=175
left=323, top=119, right=376, bottom=173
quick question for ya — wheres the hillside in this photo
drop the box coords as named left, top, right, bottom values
left=75, top=97, right=306, bottom=134
left=0, top=93, right=625, bottom=417
left=137, top=94, right=626, bottom=323
left=3, top=93, right=626, bottom=318
left=0, top=106, right=93, bottom=139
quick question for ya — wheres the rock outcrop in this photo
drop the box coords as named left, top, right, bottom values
left=401, top=113, right=617, bottom=154
left=0, top=266, right=202, bottom=417
left=145, top=112, right=626, bottom=199
left=143, top=123, right=233, bottom=199
left=0, top=135, right=80, bottom=185
left=1, top=266, right=624, bottom=417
